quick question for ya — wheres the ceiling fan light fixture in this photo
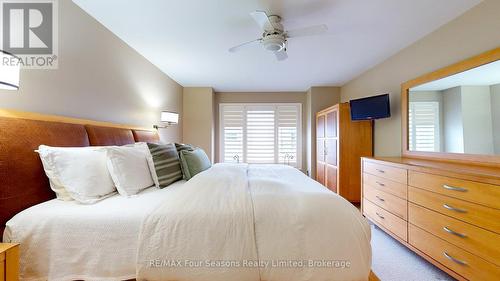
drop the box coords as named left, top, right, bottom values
left=262, top=34, right=285, bottom=52
left=265, top=42, right=284, bottom=52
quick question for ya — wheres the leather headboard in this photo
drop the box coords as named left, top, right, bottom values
left=85, top=125, right=135, bottom=146
left=133, top=129, right=160, bottom=143
left=0, top=117, right=90, bottom=236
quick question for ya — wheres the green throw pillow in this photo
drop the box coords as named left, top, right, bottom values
left=179, top=148, right=211, bottom=180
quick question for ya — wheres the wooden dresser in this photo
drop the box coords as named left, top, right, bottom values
left=316, top=103, right=372, bottom=202
left=361, top=157, right=500, bottom=281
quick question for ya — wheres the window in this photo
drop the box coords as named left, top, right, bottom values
left=409, top=102, right=440, bottom=152
left=220, top=103, right=301, bottom=167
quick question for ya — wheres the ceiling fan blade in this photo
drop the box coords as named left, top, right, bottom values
left=228, top=39, right=261, bottom=53
left=275, top=50, right=288, bottom=61
left=286, top=24, right=328, bottom=38
left=250, top=10, right=272, bottom=31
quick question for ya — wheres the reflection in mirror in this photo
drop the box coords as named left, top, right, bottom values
left=409, top=60, right=500, bottom=155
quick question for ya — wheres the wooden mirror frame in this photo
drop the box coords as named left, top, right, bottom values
left=401, top=47, right=500, bottom=167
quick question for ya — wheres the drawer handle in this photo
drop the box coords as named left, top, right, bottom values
left=375, top=196, right=385, bottom=202
left=376, top=169, right=385, bottom=174
left=443, top=252, right=468, bottom=266
left=375, top=212, right=385, bottom=219
left=376, top=181, right=386, bottom=187
left=443, top=184, right=468, bottom=192
left=443, top=226, right=467, bottom=238
left=443, top=204, right=467, bottom=213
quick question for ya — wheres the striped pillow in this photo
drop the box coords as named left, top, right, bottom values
left=175, top=143, right=195, bottom=153
left=147, top=143, right=183, bottom=188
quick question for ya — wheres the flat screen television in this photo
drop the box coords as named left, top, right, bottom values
left=349, top=94, right=391, bottom=121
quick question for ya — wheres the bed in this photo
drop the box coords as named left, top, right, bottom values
left=0, top=110, right=374, bottom=281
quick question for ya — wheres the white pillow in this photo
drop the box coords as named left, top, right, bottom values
left=125, top=142, right=159, bottom=188
left=106, top=145, right=154, bottom=196
left=38, top=145, right=117, bottom=204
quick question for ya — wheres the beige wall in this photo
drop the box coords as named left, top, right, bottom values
left=214, top=92, right=307, bottom=169
left=306, top=87, right=340, bottom=178
left=183, top=87, right=215, bottom=161
left=461, top=86, right=494, bottom=154
left=0, top=0, right=182, bottom=142
left=340, top=0, right=500, bottom=156
left=443, top=87, right=464, bottom=153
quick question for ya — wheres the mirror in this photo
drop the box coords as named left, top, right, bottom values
left=408, top=60, right=500, bottom=155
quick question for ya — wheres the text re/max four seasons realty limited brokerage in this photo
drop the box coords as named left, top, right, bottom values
left=148, top=259, right=352, bottom=269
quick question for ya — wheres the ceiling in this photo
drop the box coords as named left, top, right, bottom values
left=412, top=60, right=500, bottom=91
left=72, top=0, right=482, bottom=92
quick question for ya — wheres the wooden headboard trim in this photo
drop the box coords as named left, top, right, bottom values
left=0, top=109, right=154, bottom=132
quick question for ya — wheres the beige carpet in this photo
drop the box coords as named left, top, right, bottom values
left=370, top=224, right=455, bottom=281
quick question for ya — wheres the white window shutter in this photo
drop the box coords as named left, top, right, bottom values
left=409, top=102, right=440, bottom=152
left=221, top=105, right=244, bottom=163
left=246, top=105, right=276, bottom=164
left=277, top=105, right=299, bottom=166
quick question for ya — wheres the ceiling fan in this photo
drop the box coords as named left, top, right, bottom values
left=229, top=11, right=328, bottom=61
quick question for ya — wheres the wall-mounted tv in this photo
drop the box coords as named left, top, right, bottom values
left=349, top=94, right=391, bottom=121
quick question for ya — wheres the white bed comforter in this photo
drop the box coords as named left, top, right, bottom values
left=136, top=164, right=371, bottom=281
left=3, top=182, right=186, bottom=281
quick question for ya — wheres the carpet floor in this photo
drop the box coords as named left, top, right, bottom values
left=370, top=224, right=455, bottom=281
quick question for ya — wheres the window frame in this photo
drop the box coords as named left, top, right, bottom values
left=219, top=103, right=302, bottom=168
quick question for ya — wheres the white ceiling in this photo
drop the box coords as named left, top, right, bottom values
left=72, top=0, right=482, bottom=92
left=411, top=60, right=500, bottom=91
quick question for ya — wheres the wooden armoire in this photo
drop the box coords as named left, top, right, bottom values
left=316, top=103, right=373, bottom=202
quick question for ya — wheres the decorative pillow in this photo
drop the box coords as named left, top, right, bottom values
left=106, top=145, right=155, bottom=196
left=175, top=143, right=196, bottom=178
left=37, top=145, right=117, bottom=204
left=147, top=143, right=183, bottom=188
left=175, top=143, right=195, bottom=153
left=179, top=148, right=212, bottom=180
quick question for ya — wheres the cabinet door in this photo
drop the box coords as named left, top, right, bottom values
left=317, top=162, right=326, bottom=186
left=326, top=139, right=337, bottom=166
left=316, top=139, right=325, bottom=162
left=316, top=113, right=326, bottom=185
left=317, top=115, right=325, bottom=138
left=326, top=165, right=337, bottom=192
left=326, top=110, right=337, bottom=138
left=324, top=108, right=338, bottom=192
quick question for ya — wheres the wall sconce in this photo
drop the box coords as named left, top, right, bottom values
left=153, top=111, right=179, bottom=129
left=0, top=50, right=20, bottom=90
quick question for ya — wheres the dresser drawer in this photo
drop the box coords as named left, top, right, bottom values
left=363, top=161, right=407, bottom=184
left=364, top=199, right=407, bottom=241
left=363, top=172, right=407, bottom=199
left=409, top=224, right=500, bottom=281
left=409, top=171, right=500, bottom=209
left=409, top=186, right=500, bottom=233
left=409, top=203, right=500, bottom=266
left=364, top=186, right=407, bottom=220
